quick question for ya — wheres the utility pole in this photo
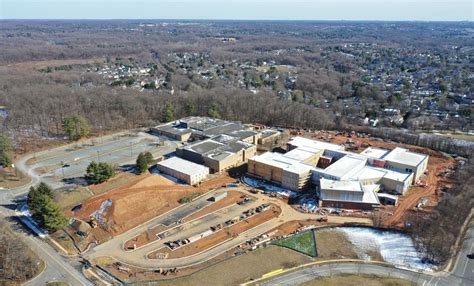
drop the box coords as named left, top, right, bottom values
left=130, top=142, right=133, bottom=158
left=97, top=150, right=100, bottom=163
left=60, top=161, right=65, bottom=179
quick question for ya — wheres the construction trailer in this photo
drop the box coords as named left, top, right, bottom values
left=210, top=192, right=228, bottom=202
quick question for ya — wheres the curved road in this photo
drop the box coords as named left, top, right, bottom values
left=257, top=220, right=474, bottom=286
left=3, top=133, right=472, bottom=285
left=0, top=152, right=93, bottom=286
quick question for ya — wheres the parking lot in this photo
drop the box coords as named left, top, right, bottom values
left=26, top=131, right=178, bottom=186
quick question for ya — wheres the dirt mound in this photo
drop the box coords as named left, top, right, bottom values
left=74, top=174, right=235, bottom=237
left=128, top=174, right=176, bottom=189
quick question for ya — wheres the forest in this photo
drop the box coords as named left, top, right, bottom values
left=0, top=20, right=472, bottom=153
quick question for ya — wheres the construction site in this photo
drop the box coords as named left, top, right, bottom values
left=20, top=117, right=457, bottom=284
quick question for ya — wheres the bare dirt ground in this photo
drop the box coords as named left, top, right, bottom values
left=306, top=131, right=456, bottom=228
left=73, top=173, right=235, bottom=243
left=124, top=191, right=248, bottom=249
left=147, top=205, right=281, bottom=259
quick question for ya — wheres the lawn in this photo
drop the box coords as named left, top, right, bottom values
left=314, top=228, right=359, bottom=260
left=299, top=274, right=412, bottom=286
left=54, top=186, right=93, bottom=211
left=0, top=167, right=30, bottom=189
left=134, top=246, right=312, bottom=286
left=272, top=229, right=318, bottom=257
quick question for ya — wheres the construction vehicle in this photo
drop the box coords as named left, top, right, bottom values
left=317, top=217, right=328, bottom=223
left=89, top=217, right=98, bottom=228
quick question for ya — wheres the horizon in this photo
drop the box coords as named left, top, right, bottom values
left=1, top=0, right=472, bottom=21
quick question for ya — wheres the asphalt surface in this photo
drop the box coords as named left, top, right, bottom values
left=2, top=130, right=472, bottom=285
left=0, top=131, right=177, bottom=285
left=260, top=221, right=474, bottom=286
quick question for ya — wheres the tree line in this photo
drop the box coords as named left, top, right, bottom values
left=406, top=159, right=473, bottom=265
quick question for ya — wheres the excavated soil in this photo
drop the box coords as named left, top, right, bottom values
left=147, top=205, right=281, bottom=259
left=74, top=174, right=235, bottom=240
left=307, top=132, right=456, bottom=228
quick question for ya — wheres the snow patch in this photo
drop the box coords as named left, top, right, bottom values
left=337, top=227, right=435, bottom=271
left=242, top=176, right=294, bottom=197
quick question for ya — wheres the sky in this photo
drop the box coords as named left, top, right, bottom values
left=1, top=0, right=472, bottom=21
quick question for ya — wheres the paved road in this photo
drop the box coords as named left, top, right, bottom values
left=0, top=131, right=177, bottom=285
left=0, top=172, right=92, bottom=285
left=259, top=220, right=474, bottom=286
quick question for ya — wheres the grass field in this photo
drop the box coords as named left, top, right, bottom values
left=88, top=172, right=139, bottom=195
left=272, top=230, right=318, bottom=257
left=122, top=246, right=311, bottom=286
left=54, top=186, right=93, bottom=211
left=0, top=167, right=30, bottom=189
left=48, top=229, right=78, bottom=255
left=299, top=274, right=412, bottom=286
left=314, top=228, right=359, bottom=260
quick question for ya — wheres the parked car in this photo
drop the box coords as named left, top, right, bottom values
left=467, top=253, right=474, bottom=259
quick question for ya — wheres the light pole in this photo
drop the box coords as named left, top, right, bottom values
left=60, top=161, right=65, bottom=179
left=130, top=142, right=133, bottom=158
left=97, top=150, right=100, bottom=163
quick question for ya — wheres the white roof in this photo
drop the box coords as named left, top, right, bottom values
left=360, top=147, right=389, bottom=159
left=375, top=166, right=412, bottom=182
left=320, top=179, right=363, bottom=193
left=382, top=147, right=427, bottom=167
left=320, top=179, right=380, bottom=204
left=362, top=184, right=381, bottom=204
left=323, top=155, right=367, bottom=179
left=283, top=146, right=321, bottom=162
left=351, top=166, right=386, bottom=181
left=288, top=137, right=344, bottom=152
left=250, top=151, right=313, bottom=175
left=284, top=162, right=313, bottom=175
left=157, top=157, right=209, bottom=176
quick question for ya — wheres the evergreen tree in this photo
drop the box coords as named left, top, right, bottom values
left=0, top=134, right=12, bottom=167
left=136, top=152, right=154, bottom=173
left=85, top=161, right=115, bottom=184
left=162, top=103, right=175, bottom=123
left=207, top=103, right=221, bottom=119
left=185, top=101, right=197, bottom=116
left=27, top=182, right=66, bottom=232
left=42, top=199, right=67, bottom=232
left=62, top=115, right=90, bottom=141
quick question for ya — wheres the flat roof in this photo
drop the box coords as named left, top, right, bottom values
left=320, top=179, right=380, bottom=204
left=320, top=179, right=363, bottom=192
left=186, top=140, right=224, bottom=154
left=374, top=166, right=412, bottom=182
left=382, top=147, right=428, bottom=167
left=283, top=146, right=321, bottom=162
left=351, top=166, right=387, bottom=181
left=288, top=137, right=344, bottom=152
left=154, top=122, right=193, bottom=135
left=251, top=152, right=299, bottom=169
left=157, top=157, right=209, bottom=176
left=261, top=130, right=281, bottom=139
left=324, top=155, right=367, bottom=179
left=360, top=147, right=390, bottom=159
